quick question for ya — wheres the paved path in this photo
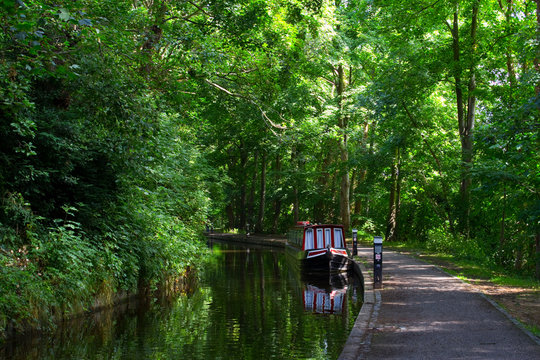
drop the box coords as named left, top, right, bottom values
left=352, top=247, right=540, bottom=359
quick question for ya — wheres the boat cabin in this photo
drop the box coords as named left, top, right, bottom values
left=288, top=222, right=346, bottom=251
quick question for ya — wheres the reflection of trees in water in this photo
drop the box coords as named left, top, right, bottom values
left=204, top=244, right=362, bottom=359
left=1, top=243, right=363, bottom=360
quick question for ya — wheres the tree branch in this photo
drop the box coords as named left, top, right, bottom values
left=204, top=79, right=288, bottom=133
left=444, top=19, right=454, bottom=34
left=321, top=76, right=336, bottom=86
left=416, top=0, right=443, bottom=15
left=187, top=0, right=211, bottom=17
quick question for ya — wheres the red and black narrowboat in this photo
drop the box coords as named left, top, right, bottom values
left=286, top=221, right=351, bottom=273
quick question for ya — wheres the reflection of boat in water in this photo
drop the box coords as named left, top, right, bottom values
left=302, top=273, right=349, bottom=315
left=303, top=285, right=347, bottom=315
left=287, top=222, right=352, bottom=273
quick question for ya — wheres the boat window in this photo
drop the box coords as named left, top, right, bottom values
left=305, top=229, right=314, bottom=250
left=316, top=228, right=324, bottom=249
left=324, top=228, right=331, bottom=247
left=334, top=228, right=343, bottom=248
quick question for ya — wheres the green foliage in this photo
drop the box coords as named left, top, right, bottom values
left=425, top=229, right=486, bottom=262
left=1, top=0, right=539, bottom=338
left=0, top=0, right=217, bottom=335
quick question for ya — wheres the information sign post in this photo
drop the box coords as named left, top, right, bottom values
left=352, top=229, right=358, bottom=256
left=373, top=236, right=383, bottom=286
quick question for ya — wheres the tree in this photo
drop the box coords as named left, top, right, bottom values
left=448, top=0, right=480, bottom=236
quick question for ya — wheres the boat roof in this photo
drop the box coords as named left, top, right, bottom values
left=292, top=222, right=344, bottom=229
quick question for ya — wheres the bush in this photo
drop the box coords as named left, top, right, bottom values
left=426, top=229, right=486, bottom=262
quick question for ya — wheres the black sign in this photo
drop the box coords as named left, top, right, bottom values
left=373, top=236, right=383, bottom=285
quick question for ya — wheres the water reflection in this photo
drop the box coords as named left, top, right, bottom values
left=302, top=273, right=351, bottom=315
left=1, top=241, right=363, bottom=360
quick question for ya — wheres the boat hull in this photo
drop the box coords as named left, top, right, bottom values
left=287, top=245, right=352, bottom=274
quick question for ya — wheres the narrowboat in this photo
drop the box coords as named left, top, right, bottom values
left=286, top=221, right=352, bottom=273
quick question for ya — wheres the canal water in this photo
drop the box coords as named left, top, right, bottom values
left=1, top=241, right=363, bottom=360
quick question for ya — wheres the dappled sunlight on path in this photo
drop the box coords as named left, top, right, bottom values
left=355, top=248, right=540, bottom=359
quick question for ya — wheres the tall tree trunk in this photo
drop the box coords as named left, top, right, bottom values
left=503, top=0, right=516, bottom=88
left=255, top=152, right=267, bottom=233
left=337, top=64, right=351, bottom=231
left=238, top=151, right=248, bottom=230
left=451, top=2, right=479, bottom=237
left=534, top=0, right=540, bottom=95
left=353, top=121, right=371, bottom=224
left=349, top=169, right=356, bottom=215
left=353, top=171, right=366, bottom=216
left=247, top=151, right=258, bottom=227
left=225, top=159, right=237, bottom=230
left=226, top=204, right=235, bottom=230
left=314, top=152, right=333, bottom=223
left=139, top=1, right=166, bottom=74
left=451, top=8, right=466, bottom=232
left=353, top=168, right=368, bottom=226
left=386, top=147, right=401, bottom=242
left=462, top=1, right=479, bottom=237
left=499, top=182, right=507, bottom=245
left=272, top=155, right=282, bottom=233
left=532, top=0, right=540, bottom=281
left=339, top=155, right=350, bottom=230
left=506, top=53, right=517, bottom=88
left=293, top=188, right=299, bottom=223
left=291, top=146, right=299, bottom=223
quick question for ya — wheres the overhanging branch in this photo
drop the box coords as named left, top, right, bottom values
left=205, top=79, right=288, bottom=133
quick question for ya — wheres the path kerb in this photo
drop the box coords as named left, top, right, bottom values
left=338, top=257, right=381, bottom=360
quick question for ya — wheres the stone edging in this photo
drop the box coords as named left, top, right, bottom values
left=206, top=233, right=286, bottom=248
left=338, top=259, right=381, bottom=360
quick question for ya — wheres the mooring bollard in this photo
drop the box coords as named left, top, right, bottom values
left=352, top=229, right=358, bottom=256
left=373, top=236, right=383, bottom=286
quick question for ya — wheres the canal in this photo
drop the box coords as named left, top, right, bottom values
left=1, top=241, right=363, bottom=360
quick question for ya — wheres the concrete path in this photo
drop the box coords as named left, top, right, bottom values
left=352, top=247, right=540, bottom=359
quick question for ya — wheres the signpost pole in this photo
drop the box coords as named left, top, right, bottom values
left=352, top=229, right=358, bottom=256
left=373, top=236, right=383, bottom=287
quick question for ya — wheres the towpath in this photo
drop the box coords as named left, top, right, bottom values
left=344, top=246, right=540, bottom=359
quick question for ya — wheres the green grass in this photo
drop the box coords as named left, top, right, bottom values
left=525, top=324, right=540, bottom=338
left=490, top=275, right=540, bottom=289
